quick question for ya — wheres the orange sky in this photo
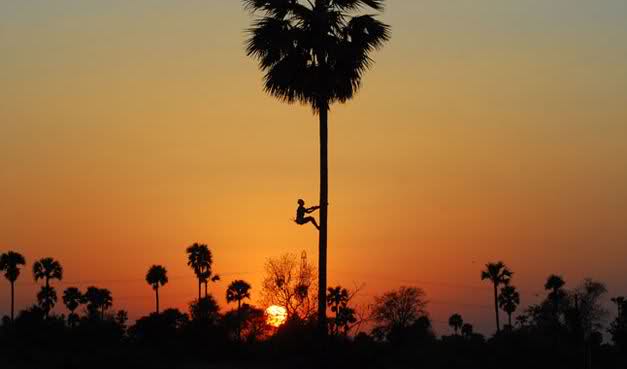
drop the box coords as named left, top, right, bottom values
left=1, top=1, right=627, bottom=335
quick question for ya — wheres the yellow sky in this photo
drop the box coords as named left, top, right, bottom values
left=1, top=1, right=626, bottom=334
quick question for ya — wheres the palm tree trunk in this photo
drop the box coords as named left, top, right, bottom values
left=155, top=285, right=160, bottom=314
left=494, top=283, right=500, bottom=333
left=318, top=101, right=329, bottom=338
left=10, top=281, right=15, bottom=321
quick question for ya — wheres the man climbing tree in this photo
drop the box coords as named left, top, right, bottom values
left=295, top=199, right=320, bottom=231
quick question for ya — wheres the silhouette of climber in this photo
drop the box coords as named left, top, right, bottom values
left=295, top=199, right=320, bottom=230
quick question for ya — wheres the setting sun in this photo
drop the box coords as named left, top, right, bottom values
left=265, top=305, right=288, bottom=328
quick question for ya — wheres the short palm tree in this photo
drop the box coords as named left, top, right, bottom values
left=0, top=251, right=26, bottom=321
left=84, top=286, right=113, bottom=320
left=146, top=265, right=168, bottom=314
left=37, top=286, right=58, bottom=317
left=63, top=287, right=83, bottom=327
left=33, top=257, right=63, bottom=318
left=612, top=296, right=626, bottom=318
left=481, top=261, right=512, bottom=333
left=448, top=313, right=464, bottom=335
left=545, top=274, right=565, bottom=321
left=498, top=285, right=520, bottom=328
left=226, top=280, right=252, bottom=311
left=226, top=279, right=252, bottom=341
left=461, top=323, right=474, bottom=338
left=243, top=0, right=390, bottom=336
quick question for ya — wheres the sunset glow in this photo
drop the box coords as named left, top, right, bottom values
left=265, top=305, right=288, bottom=328
left=1, top=0, right=626, bottom=337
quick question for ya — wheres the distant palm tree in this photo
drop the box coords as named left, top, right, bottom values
left=226, top=280, right=252, bottom=341
left=186, top=243, right=219, bottom=299
left=545, top=274, right=566, bottom=321
left=448, top=313, right=464, bottom=335
left=0, top=251, right=26, bottom=321
left=186, top=243, right=203, bottom=299
left=33, top=257, right=63, bottom=289
left=84, top=286, right=113, bottom=320
left=227, top=280, right=252, bottom=311
left=498, top=285, right=520, bottom=328
left=461, top=323, right=474, bottom=338
left=481, top=261, right=512, bottom=333
left=33, top=257, right=63, bottom=318
left=612, top=296, right=626, bottom=318
left=37, top=286, right=57, bottom=316
left=146, top=265, right=168, bottom=314
left=243, top=0, right=390, bottom=336
left=63, top=287, right=83, bottom=327
left=515, top=313, right=529, bottom=328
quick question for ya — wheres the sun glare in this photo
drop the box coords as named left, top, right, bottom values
left=265, top=305, right=288, bottom=327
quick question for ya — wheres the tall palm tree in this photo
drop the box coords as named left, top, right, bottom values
left=481, top=261, right=512, bottom=333
left=243, top=0, right=390, bottom=336
left=448, top=313, right=464, bottom=335
left=63, top=287, right=83, bottom=327
left=146, top=265, right=168, bottom=314
left=226, top=280, right=252, bottom=341
left=545, top=274, right=566, bottom=321
left=498, top=285, right=520, bottom=328
left=0, top=251, right=26, bottom=321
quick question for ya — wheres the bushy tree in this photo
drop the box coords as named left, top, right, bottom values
left=261, top=252, right=316, bottom=319
left=371, top=286, right=431, bottom=345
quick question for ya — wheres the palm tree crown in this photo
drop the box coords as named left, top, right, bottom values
left=481, top=262, right=513, bottom=286
left=0, top=251, right=26, bottom=283
left=146, top=265, right=169, bottom=290
left=244, top=0, right=391, bottom=112
left=63, top=287, right=83, bottom=313
left=33, top=257, right=63, bottom=288
left=545, top=274, right=565, bottom=292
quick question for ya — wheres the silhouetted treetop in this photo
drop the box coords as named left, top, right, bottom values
left=243, top=0, right=390, bottom=112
